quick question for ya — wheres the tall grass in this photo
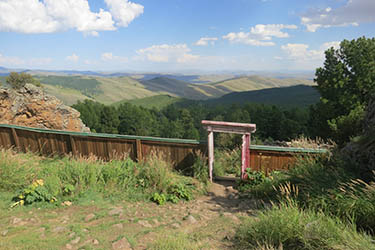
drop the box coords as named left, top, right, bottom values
left=235, top=200, right=374, bottom=250
left=0, top=148, right=41, bottom=191
left=0, top=148, right=203, bottom=205
left=238, top=151, right=375, bottom=233
left=213, top=148, right=241, bottom=177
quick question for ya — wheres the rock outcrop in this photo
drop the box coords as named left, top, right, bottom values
left=0, top=84, right=90, bottom=132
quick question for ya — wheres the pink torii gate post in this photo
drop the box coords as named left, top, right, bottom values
left=201, top=120, right=256, bottom=182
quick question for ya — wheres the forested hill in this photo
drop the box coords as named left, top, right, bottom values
left=205, top=85, right=319, bottom=107
left=28, top=74, right=313, bottom=105
left=117, top=85, right=320, bottom=110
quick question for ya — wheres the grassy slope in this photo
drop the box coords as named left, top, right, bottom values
left=94, top=77, right=160, bottom=105
left=42, top=84, right=93, bottom=106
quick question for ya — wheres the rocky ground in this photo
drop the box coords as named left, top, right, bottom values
left=0, top=181, right=262, bottom=249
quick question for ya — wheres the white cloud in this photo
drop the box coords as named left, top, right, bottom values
left=223, top=24, right=297, bottom=46
left=104, top=0, right=143, bottom=27
left=301, top=0, right=375, bottom=32
left=136, top=44, right=199, bottom=63
left=281, top=41, right=340, bottom=61
left=0, top=0, right=143, bottom=35
left=194, top=37, right=218, bottom=46
left=0, top=53, right=25, bottom=65
left=66, top=53, right=79, bottom=62
left=101, top=52, right=128, bottom=62
left=0, top=53, right=52, bottom=66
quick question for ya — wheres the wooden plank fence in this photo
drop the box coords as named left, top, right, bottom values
left=0, top=124, right=326, bottom=172
left=0, top=124, right=206, bottom=170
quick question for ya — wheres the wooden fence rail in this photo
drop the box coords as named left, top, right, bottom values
left=0, top=124, right=326, bottom=172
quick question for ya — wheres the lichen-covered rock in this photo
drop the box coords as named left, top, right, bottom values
left=0, top=84, right=90, bottom=132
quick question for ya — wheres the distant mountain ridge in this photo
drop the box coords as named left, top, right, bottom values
left=0, top=66, right=315, bottom=106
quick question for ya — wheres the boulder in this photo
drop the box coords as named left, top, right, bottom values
left=0, top=84, right=89, bottom=132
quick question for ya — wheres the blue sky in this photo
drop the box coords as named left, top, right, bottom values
left=0, top=0, right=374, bottom=72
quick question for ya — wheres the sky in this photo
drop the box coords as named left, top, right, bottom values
left=0, top=0, right=374, bottom=73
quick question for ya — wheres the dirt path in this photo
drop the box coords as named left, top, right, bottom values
left=0, top=181, right=261, bottom=250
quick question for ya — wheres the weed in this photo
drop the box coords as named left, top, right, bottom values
left=11, top=179, right=57, bottom=207
left=151, top=193, right=167, bottom=205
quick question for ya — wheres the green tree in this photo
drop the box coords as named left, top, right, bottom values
left=72, top=100, right=103, bottom=132
left=99, top=106, right=120, bottom=134
left=6, top=72, right=41, bottom=89
left=311, top=37, right=375, bottom=144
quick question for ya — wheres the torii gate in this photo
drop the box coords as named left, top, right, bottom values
left=201, top=120, right=256, bottom=182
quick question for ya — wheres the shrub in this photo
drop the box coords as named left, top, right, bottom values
left=6, top=72, right=41, bottom=89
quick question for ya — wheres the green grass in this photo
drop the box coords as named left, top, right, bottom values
left=237, top=151, right=375, bottom=233
left=0, top=148, right=204, bottom=207
left=235, top=200, right=374, bottom=250
left=149, top=232, right=199, bottom=250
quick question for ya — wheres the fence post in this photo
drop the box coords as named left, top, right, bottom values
left=135, top=139, right=142, bottom=161
left=208, top=131, right=214, bottom=182
left=69, top=135, right=77, bottom=156
left=11, top=128, right=20, bottom=149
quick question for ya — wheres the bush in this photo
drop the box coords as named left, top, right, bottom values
left=235, top=200, right=374, bottom=250
left=6, top=72, right=41, bottom=89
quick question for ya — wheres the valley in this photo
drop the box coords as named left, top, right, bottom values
left=30, top=73, right=315, bottom=106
